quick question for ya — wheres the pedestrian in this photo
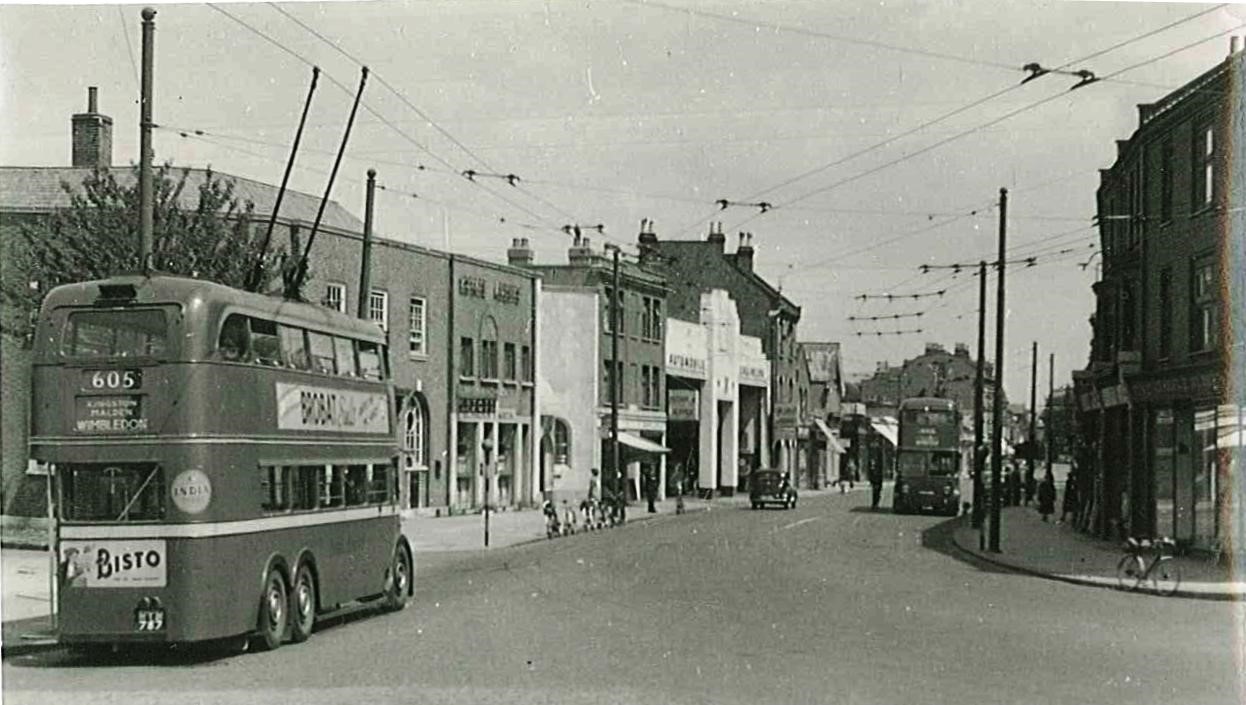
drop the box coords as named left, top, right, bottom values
left=1058, top=468, right=1078, bottom=525
left=643, top=466, right=658, bottom=513
left=1008, top=460, right=1023, bottom=507
left=867, top=456, right=884, bottom=510
left=1037, top=470, right=1056, bottom=522
left=838, top=456, right=856, bottom=493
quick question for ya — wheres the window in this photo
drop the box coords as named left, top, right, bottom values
left=403, top=401, right=426, bottom=469
left=460, top=337, right=475, bottom=377
left=641, top=366, right=652, bottom=407
left=64, top=309, right=168, bottom=358
left=322, top=283, right=346, bottom=314
left=481, top=340, right=498, bottom=379
left=63, top=463, right=165, bottom=522
left=603, top=360, right=622, bottom=404
left=334, top=336, right=358, bottom=377
left=504, top=342, right=517, bottom=380
left=1160, top=139, right=1173, bottom=223
left=521, top=345, right=532, bottom=382
left=552, top=418, right=570, bottom=465
left=1128, top=166, right=1142, bottom=249
left=368, top=289, right=389, bottom=332
left=250, top=318, right=281, bottom=366
left=261, top=466, right=290, bottom=512
left=652, top=299, right=663, bottom=340
left=308, top=331, right=336, bottom=375
left=368, top=462, right=396, bottom=504
left=344, top=465, right=369, bottom=506
left=1159, top=268, right=1172, bottom=360
left=408, top=297, right=426, bottom=356
left=481, top=319, right=498, bottom=379
left=292, top=465, right=321, bottom=511
left=1193, top=123, right=1215, bottom=208
left=218, top=314, right=250, bottom=362
left=1120, top=285, right=1137, bottom=352
left=358, top=340, right=384, bottom=380
left=603, top=286, right=614, bottom=333
left=1191, top=258, right=1217, bottom=353
left=279, top=325, right=311, bottom=371
left=319, top=465, right=344, bottom=508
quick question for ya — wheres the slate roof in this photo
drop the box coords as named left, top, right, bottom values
left=0, top=166, right=364, bottom=234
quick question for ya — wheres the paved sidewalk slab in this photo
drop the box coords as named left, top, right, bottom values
left=951, top=505, right=1245, bottom=600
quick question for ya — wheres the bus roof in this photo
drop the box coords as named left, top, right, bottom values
left=41, top=273, right=386, bottom=343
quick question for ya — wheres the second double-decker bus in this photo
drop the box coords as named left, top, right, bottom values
left=892, top=397, right=962, bottom=516
left=32, top=274, right=413, bottom=653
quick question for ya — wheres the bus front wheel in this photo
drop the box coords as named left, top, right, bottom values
left=289, top=562, right=317, bottom=643
left=255, top=568, right=289, bottom=651
left=384, top=543, right=412, bottom=612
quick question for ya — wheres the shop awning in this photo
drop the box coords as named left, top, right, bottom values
left=870, top=417, right=898, bottom=447
left=616, top=431, right=670, bottom=454
left=813, top=419, right=847, bottom=454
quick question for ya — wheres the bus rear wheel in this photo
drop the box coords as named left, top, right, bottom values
left=384, top=544, right=412, bottom=612
left=289, top=563, right=317, bottom=643
left=255, top=568, right=289, bottom=651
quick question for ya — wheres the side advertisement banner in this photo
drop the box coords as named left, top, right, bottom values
left=276, top=382, right=390, bottom=434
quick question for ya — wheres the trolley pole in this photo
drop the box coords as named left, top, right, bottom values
left=357, top=169, right=376, bottom=320
left=972, top=261, right=987, bottom=534
left=138, top=7, right=156, bottom=271
left=989, top=188, right=1007, bottom=553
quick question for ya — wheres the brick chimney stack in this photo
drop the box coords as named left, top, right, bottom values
left=72, top=86, right=113, bottom=167
left=567, top=231, right=596, bottom=266
left=707, top=221, right=726, bottom=248
left=735, top=232, right=755, bottom=272
left=507, top=237, right=533, bottom=267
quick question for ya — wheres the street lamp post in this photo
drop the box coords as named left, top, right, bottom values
left=482, top=437, right=493, bottom=547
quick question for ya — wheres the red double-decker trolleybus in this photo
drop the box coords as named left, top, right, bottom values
left=31, top=274, right=413, bottom=652
left=892, top=397, right=962, bottom=516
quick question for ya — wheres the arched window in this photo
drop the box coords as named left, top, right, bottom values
left=403, top=397, right=427, bottom=470
left=480, top=316, right=499, bottom=380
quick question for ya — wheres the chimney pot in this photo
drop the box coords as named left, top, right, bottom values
left=88, top=86, right=98, bottom=113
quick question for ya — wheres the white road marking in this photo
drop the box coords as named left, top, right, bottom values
left=780, top=517, right=821, bottom=531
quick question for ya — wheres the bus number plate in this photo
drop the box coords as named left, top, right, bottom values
left=135, top=607, right=165, bottom=632
left=81, top=369, right=143, bottom=391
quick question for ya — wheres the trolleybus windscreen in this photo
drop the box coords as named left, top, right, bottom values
left=63, top=309, right=168, bottom=358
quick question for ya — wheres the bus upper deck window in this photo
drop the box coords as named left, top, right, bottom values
left=358, top=341, right=383, bottom=380
left=279, top=325, right=311, bottom=371
left=250, top=318, right=282, bottom=366
left=218, top=314, right=250, bottom=362
left=334, top=336, right=358, bottom=377
left=308, top=331, right=336, bottom=375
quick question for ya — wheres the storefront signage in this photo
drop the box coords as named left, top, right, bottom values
left=775, top=403, right=799, bottom=428
left=493, top=282, right=522, bottom=305
left=458, top=396, right=497, bottom=416
left=458, top=276, right=487, bottom=299
left=275, top=383, right=389, bottom=434
left=74, top=395, right=147, bottom=433
left=667, top=352, right=707, bottom=378
left=1128, top=371, right=1222, bottom=403
left=668, top=389, right=699, bottom=421
left=739, top=364, right=767, bottom=385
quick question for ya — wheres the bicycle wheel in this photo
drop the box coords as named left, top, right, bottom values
left=1148, top=559, right=1182, bottom=596
left=1116, top=554, right=1143, bottom=591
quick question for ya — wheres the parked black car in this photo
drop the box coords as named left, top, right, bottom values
left=749, top=470, right=798, bottom=510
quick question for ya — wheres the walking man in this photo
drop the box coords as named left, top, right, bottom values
left=868, top=456, right=884, bottom=510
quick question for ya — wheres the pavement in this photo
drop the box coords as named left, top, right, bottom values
left=5, top=482, right=1241, bottom=659
left=950, top=503, right=1246, bottom=600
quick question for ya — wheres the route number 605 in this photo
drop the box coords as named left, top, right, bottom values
left=91, top=370, right=139, bottom=390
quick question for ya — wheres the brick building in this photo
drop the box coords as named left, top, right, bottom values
left=1075, top=39, right=1244, bottom=550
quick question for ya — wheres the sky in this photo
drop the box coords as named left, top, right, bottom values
left=2, top=0, right=1244, bottom=406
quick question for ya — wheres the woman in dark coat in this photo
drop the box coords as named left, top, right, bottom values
left=1037, top=471, right=1057, bottom=522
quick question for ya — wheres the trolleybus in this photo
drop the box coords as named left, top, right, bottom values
left=31, top=274, right=413, bottom=652
left=892, top=397, right=962, bottom=516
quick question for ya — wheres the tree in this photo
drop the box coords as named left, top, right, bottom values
left=1, top=164, right=290, bottom=342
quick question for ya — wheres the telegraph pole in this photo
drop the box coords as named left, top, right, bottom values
left=1028, top=341, right=1038, bottom=504
left=989, top=188, right=1007, bottom=553
left=1047, top=353, right=1055, bottom=477
left=972, top=261, right=987, bottom=532
left=138, top=7, right=156, bottom=271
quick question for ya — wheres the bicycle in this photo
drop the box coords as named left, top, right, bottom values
left=1115, top=537, right=1182, bottom=596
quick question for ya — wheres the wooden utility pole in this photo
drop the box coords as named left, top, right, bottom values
left=1028, top=341, right=1038, bottom=503
left=989, top=188, right=1007, bottom=553
left=972, top=261, right=987, bottom=532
